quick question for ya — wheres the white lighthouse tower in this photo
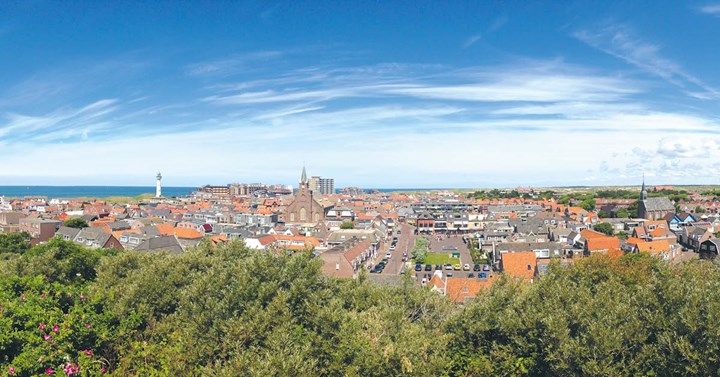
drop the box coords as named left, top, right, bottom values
left=156, top=172, right=162, bottom=198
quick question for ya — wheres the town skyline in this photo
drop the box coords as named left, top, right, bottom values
left=2, top=2, right=720, bottom=187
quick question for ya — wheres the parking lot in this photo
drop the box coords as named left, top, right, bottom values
left=411, top=232, right=492, bottom=281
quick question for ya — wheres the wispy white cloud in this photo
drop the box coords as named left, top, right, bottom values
left=185, top=50, right=285, bottom=76
left=463, top=34, right=482, bottom=48
left=0, top=99, right=120, bottom=141
left=574, top=25, right=719, bottom=99
left=700, top=4, right=720, bottom=15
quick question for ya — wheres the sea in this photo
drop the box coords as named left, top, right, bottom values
left=0, top=186, right=196, bottom=199
left=0, top=186, right=464, bottom=199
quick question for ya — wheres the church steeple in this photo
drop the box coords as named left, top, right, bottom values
left=641, top=174, right=647, bottom=200
left=301, top=165, right=307, bottom=184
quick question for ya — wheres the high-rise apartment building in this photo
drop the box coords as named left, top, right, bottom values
left=308, top=176, right=334, bottom=195
left=318, top=178, right=334, bottom=195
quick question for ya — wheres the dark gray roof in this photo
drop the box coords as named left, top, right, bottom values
left=136, top=235, right=184, bottom=254
left=106, top=221, right=131, bottom=231
left=495, top=242, right=563, bottom=253
left=642, top=197, right=675, bottom=211
left=56, top=226, right=81, bottom=239
left=691, top=227, right=710, bottom=236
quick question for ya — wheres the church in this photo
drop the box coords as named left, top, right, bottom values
left=637, top=179, right=675, bottom=220
left=285, top=166, right=325, bottom=224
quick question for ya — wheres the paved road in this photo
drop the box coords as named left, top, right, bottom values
left=381, top=222, right=415, bottom=275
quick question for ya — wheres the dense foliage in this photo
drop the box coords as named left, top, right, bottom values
left=411, top=237, right=429, bottom=263
left=3, top=234, right=720, bottom=376
left=64, top=219, right=89, bottom=229
left=593, top=222, right=614, bottom=236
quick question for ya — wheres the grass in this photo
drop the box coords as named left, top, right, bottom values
left=100, top=194, right=156, bottom=204
left=421, top=253, right=459, bottom=266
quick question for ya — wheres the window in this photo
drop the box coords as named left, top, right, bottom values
left=300, top=208, right=306, bottom=222
left=527, top=264, right=532, bottom=270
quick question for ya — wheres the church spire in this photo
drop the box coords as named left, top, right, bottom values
left=301, top=164, right=307, bottom=184
left=641, top=174, right=647, bottom=200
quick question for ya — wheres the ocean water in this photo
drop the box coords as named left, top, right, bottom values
left=0, top=186, right=196, bottom=198
left=0, top=186, right=465, bottom=199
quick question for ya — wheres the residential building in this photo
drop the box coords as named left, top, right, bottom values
left=19, top=218, right=61, bottom=244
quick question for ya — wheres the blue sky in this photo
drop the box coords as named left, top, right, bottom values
left=1, top=1, right=719, bottom=188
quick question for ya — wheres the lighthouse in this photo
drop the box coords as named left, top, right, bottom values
left=156, top=172, right=162, bottom=198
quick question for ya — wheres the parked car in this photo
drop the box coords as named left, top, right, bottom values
left=385, top=252, right=392, bottom=259
left=468, top=273, right=475, bottom=278
left=435, top=264, right=442, bottom=270
left=473, top=264, right=481, bottom=271
left=415, top=264, right=422, bottom=271
left=479, top=272, right=487, bottom=278
left=463, top=264, right=470, bottom=271
left=446, top=271, right=454, bottom=277
left=453, top=264, right=462, bottom=271
left=444, top=264, right=454, bottom=270
left=425, top=264, right=432, bottom=271
left=482, top=264, right=490, bottom=271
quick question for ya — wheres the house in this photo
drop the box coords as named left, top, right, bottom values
left=679, top=226, right=712, bottom=252
left=0, top=211, right=26, bottom=233
left=501, top=251, right=537, bottom=282
left=135, top=235, right=184, bottom=254
left=19, top=218, right=62, bottom=244
left=416, top=212, right=435, bottom=233
left=319, top=238, right=375, bottom=278
left=664, top=212, right=697, bottom=230
left=626, top=238, right=674, bottom=260
left=581, top=229, right=621, bottom=255
left=444, top=277, right=494, bottom=304
left=699, top=239, right=720, bottom=259
left=56, top=226, right=122, bottom=249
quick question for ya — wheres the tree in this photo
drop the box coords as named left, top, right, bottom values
left=339, top=221, right=354, bottom=229
left=0, top=232, right=32, bottom=254
left=64, top=217, right=89, bottom=229
left=616, top=208, right=629, bottom=218
left=597, top=210, right=611, bottom=219
left=578, top=198, right=596, bottom=211
left=695, top=205, right=706, bottom=214
left=593, top=222, right=614, bottom=236
left=412, top=237, right=429, bottom=263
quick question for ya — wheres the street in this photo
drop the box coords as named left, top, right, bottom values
left=381, top=222, right=415, bottom=275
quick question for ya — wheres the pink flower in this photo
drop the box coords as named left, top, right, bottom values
left=52, top=325, right=59, bottom=334
left=8, top=367, right=16, bottom=375
left=80, top=294, right=85, bottom=301
left=40, top=294, right=45, bottom=299
left=84, top=349, right=93, bottom=356
left=21, top=295, right=26, bottom=301
left=39, top=324, right=46, bottom=330
left=101, top=368, right=106, bottom=374
left=64, top=363, right=79, bottom=375
left=43, top=334, right=52, bottom=340
left=45, top=367, right=54, bottom=374
left=85, top=323, right=91, bottom=329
